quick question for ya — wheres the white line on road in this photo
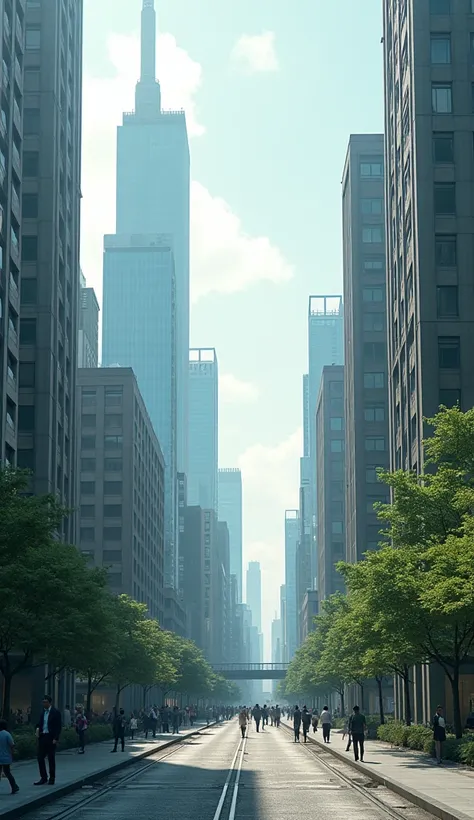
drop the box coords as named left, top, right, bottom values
left=211, top=733, right=245, bottom=820
left=228, top=732, right=247, bottom=820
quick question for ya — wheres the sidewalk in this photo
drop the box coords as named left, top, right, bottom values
left=0, top=721, right=215, bottom=820
left=307, top=728, right=474, bottom=820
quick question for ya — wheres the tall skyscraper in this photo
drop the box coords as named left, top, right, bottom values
left=271, top=617, right=281, bottom=664
left=218, top=468, right=243, bottom=600
left=280, top=584, right=287, bottom=663
left=246, top=560, right=262, bottom=633
left=78, top=273, right=99, bottom=368
left=102, top=234, right=177, bottom=588
left=296, top=458, right=312, bottom=645
left=0, top=1, right=24, bottom=468
left=342, top=135, right=390, bottom=564
left=284, top=509, right=299, bottom=662
left=316, top=366, right=346, bottom=602
left=18, top=0, right=83, bottom=542
left=114, top=0, right=189, bottom=477
left=188, top=348, right=218, bottom=511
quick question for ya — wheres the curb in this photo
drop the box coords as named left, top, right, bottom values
left=284, top=723, right=471, bottom=820
left=1, top=722, right=218, bottom=820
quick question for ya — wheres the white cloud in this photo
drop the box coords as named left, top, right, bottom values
left=220, top=374, right=260, bottom=404
left=191, top=181, right=293, bottom=302
left=231, top=32, right=279, bottom=74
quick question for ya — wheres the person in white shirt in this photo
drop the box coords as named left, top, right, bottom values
left=433, top=705, right=446, bottom=764
left=320, top=706, right=332, bottom=743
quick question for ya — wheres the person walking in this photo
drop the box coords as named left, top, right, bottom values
left=293, top=706, right=301, bottom=742
left=0, top=719, right=19, bottom=794
left=311, top=710, right=319, bottom=734
left=75, top=707, right=88, bottom=754
left=63, top=705, right=71, bottom=729
left=238, top=707, right=248, bottom=739
left=433, top=705, right=446, bottom=765
left=35, top=695, right=62, bottom=785
left=349, top=706, right=366, bottom=762
left=111, top=709, right=127, bottom=753
left=172, top=706, right=180, bottom=734
left=320, top=706, right=331, bottom=743
left=301, top=707, right=311, bottom=743
left=252, top=704, right=262, bottom=732
left=275, top=705, right=281, bottom=728
left=343, top=714, right=352, bottom=752
left=130, top=715, right=138, bottom=740
left=262, top=704, right=269, bottom=728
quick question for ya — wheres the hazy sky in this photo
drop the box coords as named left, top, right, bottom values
left=82, top=0, right=384, bottom=656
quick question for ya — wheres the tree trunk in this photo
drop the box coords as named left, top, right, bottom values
left=339, top=689, right=345, bottom=717
left=450, top=666, right=463, bottom=739
left=359, top=683, right=365, bottom=712
left=376, top=676, right=385, bottom=725
left=86, top=672, right=93, bottom=717
left=115, top=684, right=121, bottom=713
left=403, top=666, right=412, bottom=726
left=1, top=670, right=13, bottom=722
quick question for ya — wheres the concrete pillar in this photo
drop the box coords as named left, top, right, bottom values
left=413, top=664, right=423, bottom=724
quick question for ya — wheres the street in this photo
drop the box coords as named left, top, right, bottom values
left=24, top=720, right=436, bottom=820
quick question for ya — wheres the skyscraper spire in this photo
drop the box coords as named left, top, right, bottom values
left=135, top=0, right=161, bottom=116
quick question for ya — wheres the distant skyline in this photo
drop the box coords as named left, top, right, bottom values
left=81, top=0, right=384, bottom=654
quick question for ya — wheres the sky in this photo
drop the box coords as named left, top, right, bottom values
left=81, top=0, right=384, bottom=657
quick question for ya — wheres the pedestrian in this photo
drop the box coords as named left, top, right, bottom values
left=111, top=709, right=127, bottom=753
left=301, top=706, right=311, bottom=743
left=238, top=707, right=248, bottom=739
left=75, top=707, right=88, bottom=754
left=148, top=706, right=158, bottom=738
left=433, top=705, right=446, bottom=765
left=275, top=705, right=281, bottom=728
left=130, top=715, right=138, bottom=740
left=0, top=719, right=19, bottom=794
left=63, top=704, right=71, bottom=729
left=343, top=714, right=352, bottom=752
left=320, top=705, right=331, bottom=743
left=34, top=695, right=62, bottom=785
left=262, top=704, right=268, bottom=727
left=252, top=704, right=262, bottom=732
left=172, top=706, right=180, bottom=734
left=311, top=711, right=319, bottom=733
left=293, top=706, right=301, bottom=742
left=349, top=706, right=366, bottom=762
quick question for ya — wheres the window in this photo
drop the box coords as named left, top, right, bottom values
left=364, top=258, right=384, bottom=271
left=361, top=198, right=383, bottom=215
left=21, top=236, right=38, bottom=262
left=20, top=318, right=36, bottom=344
left=439, top=388, right=461, bottom=408
left=363, top=313, right=385, bottom=332
left=81, top=435, right=95, bottom=450
left=331, top=521, right=343, bottom=534
left=20, top=279, right=37, bottom=305
left=81, top=414, right=96, bottom=428
left=107, top=573, right=123, bottom=587
left=430, top=34, right=451, bottom=64
left=434, top=183, right=456, bottom=215
left=81, top=390, right=96, bottom=407
left=104, top=481, right=122, bottom=495
left=18, top=405, right=35, bottom=431
left=22, top=194, right=38, bottom=218
left=25, top=28, right=41, bottom=49
left=331, top=461, right=343, bottom=478
left=330, top=381, right=343, bottom=397
left=24, top=70, right=40, bottom=92
left=330, top=398, right=343, bottom=414
left=363, top=287, right=384, bottom=302
left=437, top=286, right=458, bottom=317
left=433, top=133, right=454, bottom=163
left=23, top=152, right=39, bottom=176
left=367, top=498, right=381, bottom=515
left=430, top=0, right=450, bottom=12
left=330, top=417, right=343, bottom=431
left=80, top=527, right=95, bottom=542
left=365, top=437, right=386, bottom=451
left=364, top=372, right=385, bottom=389
left=364, top=342, right=386, bottom=360
left=438, top=336, right=460, bottom=368
left=81, top=505, right=95, bottom=518
left=366, top=466, right=383, bottom=483
left=432, top=83, right=452, bottom=113
left=365, top=405, right=385, bottom=422
left=104, top=504, right=122, bottom=518
left=19, top=362, right=35, bottom=387
left=360, top=160, right=383, bottom=178
left=103, top=550, right=122, bottom=563
left=105, top=388, right=123, bottom=407
left=105, top=414, right=122, bottom=428
left=80, top=481, right=96, bottom=495
left=331, top=480, right=344, bottom=497
left=331, top=501, right=343, bottom=517
left=104, top=457, right=123, bottom=472
left=23, top=109, right=40, bottom=134
left=104, top=435, right=122, bottom=450
left=103, top=526, right=122, bottom=541
left=330, top=440, right=344, bottom=452
left=435, top=235, right=456, bottom=266
left=81, top=458, right=96, bottom=472
left=362, top=227, right=383, bottom=244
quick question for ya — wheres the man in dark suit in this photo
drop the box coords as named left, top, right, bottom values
left=35, top=695, right=62, bottom=785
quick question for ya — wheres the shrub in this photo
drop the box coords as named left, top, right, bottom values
left=12, top=723, right=114, bottom=760
left=459, top=741, right=474, bottom=767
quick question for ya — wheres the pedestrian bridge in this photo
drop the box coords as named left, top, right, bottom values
left=212, top=663, right=289, bottom=681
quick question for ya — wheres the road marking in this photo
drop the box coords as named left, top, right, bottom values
left=228, top=732, right=247, bottom=820
left=212, top=734, right=245, bottom=820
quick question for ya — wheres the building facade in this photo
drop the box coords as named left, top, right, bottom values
left=18, top=0, right=83, bottom=543
left=78, top=274, right=99, bottom=368
left=218, top=467, right=243, bottom=601
left=316, top=366, right=346, bottom=602
left=77, top=367, right=165, bottom=623
left=246, top=560, right=262, bottom=634
left=102, top=233, right=177, bottom=589
left=0, top=0, right=24, bottom=467
left=342, top=135, right=390, bottom=564
left=300, top=590, right=319, bottom=644
left=284, top=509, right=299, bottom=663
left=188, top=348, right=218, bottom=512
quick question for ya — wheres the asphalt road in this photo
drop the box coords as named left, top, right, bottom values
left=25, top=720, right=435, bottom=820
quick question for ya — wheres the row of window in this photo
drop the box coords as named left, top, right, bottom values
left=81, top=504, right=122, bottom=519
left=81, top=413, right=122, bottom=429
left=82, top=388, right=123, bottom=407
left=81, top=526, right=122, bottom=542
left=429, top=31, right=474, bottom=66
left=81, top=434, right=122, bottom=450
left=81, top=456, right=122, bottom=472
left=81, top=480, right=122, bottom=495
left=431, top=83, right=474, bottom=114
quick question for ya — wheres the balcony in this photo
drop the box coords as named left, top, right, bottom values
left=2, top=60, right=9, bottom=93
left=3, top=13, right=11, bottom=44
left=7, top=368, right=16, bottom=393
left=0, top=112, right=7, bottom=140
left=8, top=324, right=18, bottom=349
left=15, top=15, right=23, bottom=48
left=9, top=274, right=18, bottom=307
left=14, top=57, right=21, bottom=90
left=11, top=143, right=20, bottom=177
left=11, top=187, right=20, bottom=220
left=12, top=100, right=21, bottom=134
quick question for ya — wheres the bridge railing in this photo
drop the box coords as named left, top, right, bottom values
left=212, top=663, right=289, bottom=672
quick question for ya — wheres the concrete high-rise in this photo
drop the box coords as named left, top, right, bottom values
left=342, top=135, right=390, bottom=563
left=284, top=510, right=299, bottom=662
left=78, top=273, right=99, bottom=368
left=113, top=0, right=190, bottom=478
left=102, top=233, right=177, bottom=589
left=188, top=349, right=218, bottom=512
left=18, top=0, right=83, bottom=542
left=218, top=468, right=243, bottom=600
left=246, top=560, right=262, bottom=634
left=0, top=1, right=24, bottom=468
left=316, top=366, right=346, bottom=602
left=77, top=368, right=165, bottom=623
left=280, top=584, right=287, bottom=663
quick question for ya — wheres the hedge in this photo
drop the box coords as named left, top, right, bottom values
left=377, top=721, right=474, bottom=763
left=12, top=725, right=114, bottom=761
